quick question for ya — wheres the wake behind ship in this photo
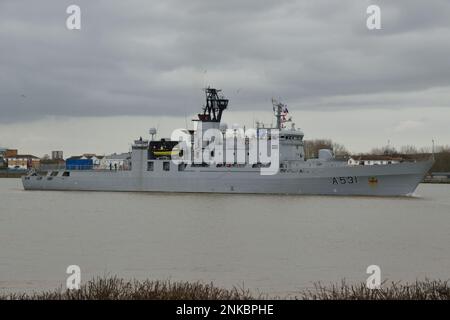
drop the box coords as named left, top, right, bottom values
left=22, top=88, right=433, bottom=196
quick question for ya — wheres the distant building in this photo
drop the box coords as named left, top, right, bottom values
left=40, top=158, right=66, bottom=171
left=51, top=151, right=64, bottom=160
left=1, top=148, right=20, bottom=169
left=65, top=154, right=106, bottom=170
left=348, top=155, right=403, bottom=166
left=66, top=156, right=93, bottom=170
left=6, top=149, right=18, bottom=158
left=80, top=154, right=104, bottom=169
left=0, top=149, right=18, bottom=158
left=0, top=158, right=5, bottom=168
left=99, top=153, right=131, bottom=170
left=0, top=148, right=5, bottom=169
left=6, top=154, right=40, bottom=170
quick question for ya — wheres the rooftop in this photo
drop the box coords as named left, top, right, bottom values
left=7, top=154, right=40, bottom=159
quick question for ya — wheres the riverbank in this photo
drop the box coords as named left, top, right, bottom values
left=0, top=171, right=25, bottom=178
left=1, top=277, right=449, bottom=300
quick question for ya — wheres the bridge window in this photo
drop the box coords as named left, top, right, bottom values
left=62, top=171, right=70, bottom=177
left=147, top=161, right=154, bottom=171
left=163, top=161, right=170, bottom=171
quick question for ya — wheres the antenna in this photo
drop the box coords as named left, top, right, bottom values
left=272, top=98, right=288, bottom=129
left=432, top=139, right=435, bottom=161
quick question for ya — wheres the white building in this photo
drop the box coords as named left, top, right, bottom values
left=348, top=155, right=402, bottom=166
left=6, top=154, right=40, bottom=170
left=99, top=153, right=131, bottom=170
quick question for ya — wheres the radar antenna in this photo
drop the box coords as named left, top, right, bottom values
left=197, top=87, right=228, bottom=122
left=272, top=98, right=291, bottom=129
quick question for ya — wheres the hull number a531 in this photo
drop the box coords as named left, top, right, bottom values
left=332, top=176, right=359, bottom=185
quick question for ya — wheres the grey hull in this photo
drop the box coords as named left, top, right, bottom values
left=22, top=159, right=433, bottom=196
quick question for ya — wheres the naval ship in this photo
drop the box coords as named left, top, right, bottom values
left=22, top=88, right=433, bottom=196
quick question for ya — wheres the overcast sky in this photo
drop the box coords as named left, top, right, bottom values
left=1, top=0, right=450, bottom=156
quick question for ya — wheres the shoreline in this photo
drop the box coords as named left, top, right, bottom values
left=0, top=172, right=25, bottom=178
left=1, top=277, right=449, bottom=300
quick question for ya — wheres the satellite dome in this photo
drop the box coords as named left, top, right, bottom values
left=318, top=149, right=334, bottom=161
left=219, top=123, right=228, bottom=132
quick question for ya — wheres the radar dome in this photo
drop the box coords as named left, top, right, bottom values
left=318, top=149, right=333, bottom=161
left=219, top=123, right=228, bottom=132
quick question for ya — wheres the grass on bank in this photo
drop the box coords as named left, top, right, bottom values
left=0, top=277, right=255, bottom=300
left=1, top=277, right=449, bottom=300
left=299, top=280, right=450, bottom=300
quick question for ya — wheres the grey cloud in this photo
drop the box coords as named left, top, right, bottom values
left=1, top=0, right=450, bottom=123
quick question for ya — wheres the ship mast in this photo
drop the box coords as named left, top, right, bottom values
left=198, top=87, right=228, bottom=122
left=272, top=98, right=288, bottom=130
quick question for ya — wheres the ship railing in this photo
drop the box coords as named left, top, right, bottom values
left=36, top=165, right=132, bottom=172
left=65, top=166, right=131, bottom=171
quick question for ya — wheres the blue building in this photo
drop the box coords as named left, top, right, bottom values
left=65, top=157, right=93, bottom=170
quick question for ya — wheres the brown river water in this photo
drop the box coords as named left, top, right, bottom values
left=0, top=179, right=449, bottom=296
